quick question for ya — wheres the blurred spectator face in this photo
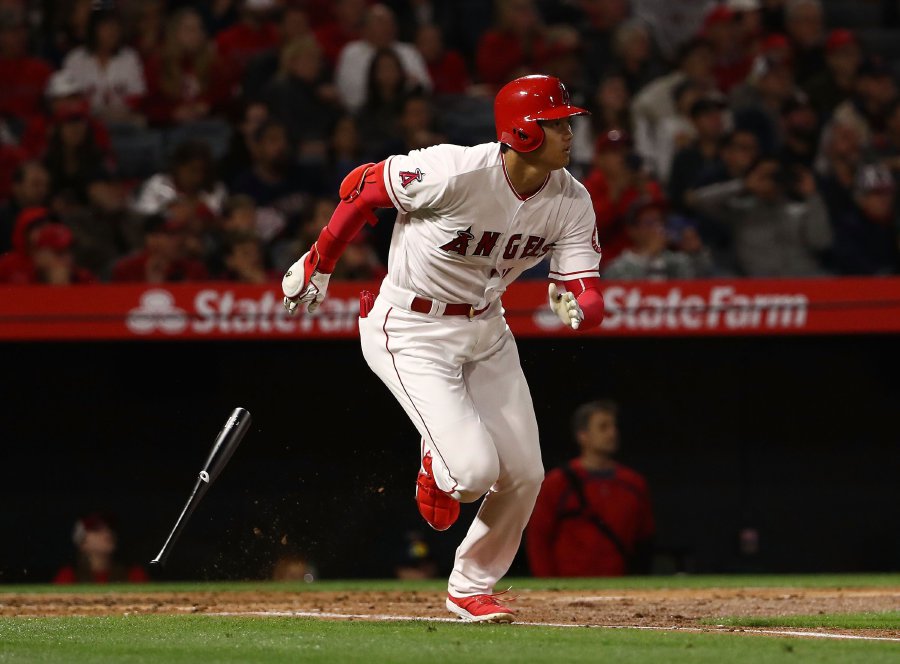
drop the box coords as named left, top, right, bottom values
left=681, top=42, right=715, bottom=83
left=32, top=224, right=76, bottom=285
left=311, top=198, right=336, bottom=235
left=13, top=163, right=50, bottom=207
left=173, top=157, right=209, bottom=195
left=498, top=0, right=540, bottom=35
left=174, top=10, right=206, bottom=54
left=372, top=50, right=404, bottom=90
left=255, top=123, right=289, bottom=166
left=857, top=186, right=894, bottom=223
left=628, top=205, right=668, bottom=255
left=579, top=0, right=629, bottom=30
left=826, top=121, right=862, bottom=164
left=147, top=224, right=186, bottom=262
left=786, top=0, right=823, bottom=49
left=595, top=135, right=630, bottom=174
left=95, top=16, right=123, bottom=53
left=613, top=20, right=651, bottom=65
left=693, top=107, right=726, bottom=141
left=0, top=12, right=26, bottom=57
left=826, top=35, right=860, bottom=79
left=332, top=116, right=359, bottom=156
left=364, top=4, right=397, bottom=48
left=756, top=59, right=794, bottom=100
left=749, top=159, right=782, bottom=200
left=281, top=7, right=310, bottom=41
left=401, top=97, right=433, bottom=135
left=415, top=24, right=443, bottom=63
left=241, top=102, right=269, bottom=143
left=734, top=7, right=762, bottom=39
left=285, top=39, right=322, bottom=82
left=702, top=7, right=739, bottom=53
left=577, top=409, right=619, bottom=457
left=224, top=203, right=257, bottom=233
left=596, top=73, right=630, bottom=114
left=225, top=237, right=264, bottom=275
left=336, top=0, right=367, bottom=26
left=722, top=130, right=759, bottom=175
left=80, top=524, right=117, bottom=557
left=59, top=114, right=89, bottom=148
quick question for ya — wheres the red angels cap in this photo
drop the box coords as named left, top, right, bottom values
left=595, top=128, right=632, bottom=153
left=33, top=223, right=74, bottom=251
left=826, top=29, right=857, bottom=54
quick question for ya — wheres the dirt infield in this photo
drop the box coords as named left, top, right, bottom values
left=2, top=586, right=899, bottom=639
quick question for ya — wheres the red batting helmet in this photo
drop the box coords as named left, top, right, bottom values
left=495, top=75, right=590, bottom=153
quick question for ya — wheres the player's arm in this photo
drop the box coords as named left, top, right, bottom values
left=548, top=277, right=605, bottom=331
left=282, top=161, right=394, bottom=314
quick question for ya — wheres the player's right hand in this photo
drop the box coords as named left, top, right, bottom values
left=282, top=246, right=331, bottom=315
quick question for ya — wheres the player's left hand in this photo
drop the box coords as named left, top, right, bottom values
left=282, top=246, right=331, bottom=315
left=548, top=283, right=584, bottom=330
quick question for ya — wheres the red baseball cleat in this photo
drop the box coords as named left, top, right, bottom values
left=416, top=453, right=459, bottom=531
left=446, top=592, right=515, bottom=623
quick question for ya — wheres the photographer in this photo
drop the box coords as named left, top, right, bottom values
left=583, top=129, right=663, bottom=263
left=685, top=156, right=832, bottom=276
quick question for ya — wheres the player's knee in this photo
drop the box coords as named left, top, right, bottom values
left=453, top=458, right=500, bottom=503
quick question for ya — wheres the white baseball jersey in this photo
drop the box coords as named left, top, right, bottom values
left=382, top=142, right=601, bottom=308
left=62, top=46, right=146, bottom=115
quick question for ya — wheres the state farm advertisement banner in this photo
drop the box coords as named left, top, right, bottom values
left=1, top=277, right=900, bottom=341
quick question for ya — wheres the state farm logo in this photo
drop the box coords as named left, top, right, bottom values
left=534, top=285, right=809, bottom=331
left=127, top=289, right=188, bottom=334
left=126, top=288, right=360, bottom=336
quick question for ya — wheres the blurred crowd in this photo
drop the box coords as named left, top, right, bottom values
left=1, top=0, right=900, bottom=285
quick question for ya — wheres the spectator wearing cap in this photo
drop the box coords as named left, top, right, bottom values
left=824, top=162, right=899, bottom=275
left=583, top=129, right=664, bottom=264
left=602, top=196, right=713, bottom=280
left=686, top=155, right=831, bottom=276
left=0, top=5, right=53, bottom=122
left=784, top=0, right=825, bottom=89
left=61, top=7, right=147, bottom=125
left=111, top=213, right=208, bottom=283
left=701, top=3, right=753, bottom=94
left=0, top=205, right=94, bottom=284
left=214, top=0, right=282, bottom=78
left=831, top=55, right=899, bottom=149
left=631, top=37, right=716, bottom=176
left=667, top=93, right=730, bottom=211
left=0, top=161, right=50, bottom=254
left=803, top=29, right=861, bottom=122
left=779, top=92, right=820, bottom=169
left=335, top=3, right=432, bottom=113
left=53, top=513, right=148, bottom=584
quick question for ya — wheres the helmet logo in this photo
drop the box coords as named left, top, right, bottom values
left=558, top=81, right=570, bottom=105
left=515, top=128, right=529, bottom=141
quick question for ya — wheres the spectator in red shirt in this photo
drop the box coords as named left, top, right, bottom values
left=215, top=0, right=281, bottom=77
left=526, top=400, right=654, bottom=577
left=143, top=7, right=236, bottom=127
left=475, top=0, right=549, bottom=89
left=111, top=212, right=209, bottom=283
left=53, top=513, right=148, bottom=584
left=0, top=208, right=94, bottom=284
left=0, top=5, right=53, bottom=122
left=583, top=129, right=664, bottom=263
left=414, top=23, right=470, bottom=96
left=314, top=0, right=366, bottom=68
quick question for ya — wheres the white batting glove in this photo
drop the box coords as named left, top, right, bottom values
left=548, top=283, right=584, bottom=330
left=282, top=247, right=331, bottom=315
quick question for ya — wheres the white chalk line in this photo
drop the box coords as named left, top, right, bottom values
left=204, top=609, right=900, bottom=642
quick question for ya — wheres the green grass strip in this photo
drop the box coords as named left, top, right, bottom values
left=0, top=615, right=897, bottom=664
left=2, top=573, right=899, bottom=595
left=703, top=611, right=900, bottom=631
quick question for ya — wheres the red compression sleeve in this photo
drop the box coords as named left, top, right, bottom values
left=556, top=276, right=605, bottom=330
left=315, top=160, right=393, bottom=272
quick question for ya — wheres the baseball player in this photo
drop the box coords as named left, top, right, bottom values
left=283, top=75, right=605, bottom=622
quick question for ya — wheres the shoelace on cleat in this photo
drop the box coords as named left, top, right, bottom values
left=475, top=589, right=518, bottom=606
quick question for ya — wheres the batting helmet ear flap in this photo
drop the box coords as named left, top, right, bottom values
left=495, top=75, right=590, bottom=153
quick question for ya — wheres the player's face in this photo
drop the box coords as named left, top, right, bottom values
left=535, top=118, right=574, bottom=171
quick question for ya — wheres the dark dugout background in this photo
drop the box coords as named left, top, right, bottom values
left=2, top=334, right=898, bottom=583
